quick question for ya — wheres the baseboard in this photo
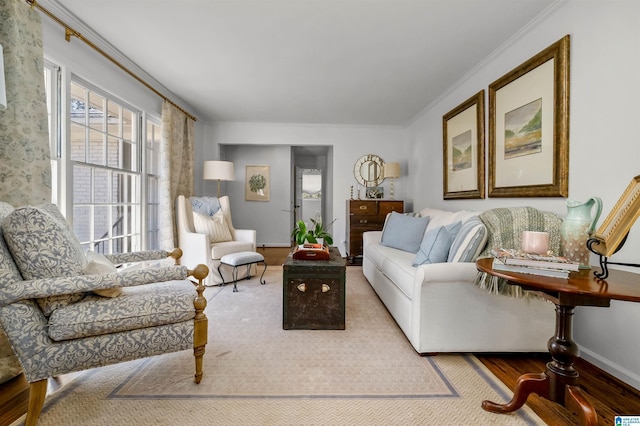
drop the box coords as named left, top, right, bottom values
left=579, top=346, right=640, bottom=391
left=257, top=243, right=291, bottom=248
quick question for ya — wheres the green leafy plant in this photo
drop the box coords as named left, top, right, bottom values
left=291, top=217, right=334, bottom=246
left=249, top=174, right=267, bottom=193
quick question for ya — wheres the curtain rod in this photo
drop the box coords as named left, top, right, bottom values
left=26, top=0, right=197, bottom=122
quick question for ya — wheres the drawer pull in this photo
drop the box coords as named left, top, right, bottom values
left=359, top=219, right=368, bottom=224
left=359, top=205, right=368, bottom=210
left=297, top=283, right=306, bottom=292
left=322, top=284, right=330, bottom=293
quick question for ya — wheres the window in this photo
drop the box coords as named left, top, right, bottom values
left=69, top=80, right=142, bottom=254
left=146, top=119, right=161, bottom=250
left=44, top=67, right=161, bottom=255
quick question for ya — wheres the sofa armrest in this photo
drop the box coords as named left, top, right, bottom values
left=179, top=229, right=212, bottom=270
left=234, top=229, right=257, bottom=248
left=106, top=248, right=182, bottom=266
left=0, top=266, right=191, bottom=306
left=363, top=231, right=382, bottom=244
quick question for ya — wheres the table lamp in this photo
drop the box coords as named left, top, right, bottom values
left=383, top=162, right=401, bottom=199
left=203, top=160, right=235, bottom=197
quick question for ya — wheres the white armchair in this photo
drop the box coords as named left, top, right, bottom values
left=176, top=195, right=257, bottom=286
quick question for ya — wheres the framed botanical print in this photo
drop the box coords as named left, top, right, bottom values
left=488, top=35, right=570, bottom=197
left=443, top=90, right=485, bottom=199
left=245, top=165, right=270, bottom=201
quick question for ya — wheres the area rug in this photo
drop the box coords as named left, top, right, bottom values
left=23, top=266, right=544, bottom=425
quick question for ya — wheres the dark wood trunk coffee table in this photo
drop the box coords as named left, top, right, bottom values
left=283, top=246, right=346, bottom=330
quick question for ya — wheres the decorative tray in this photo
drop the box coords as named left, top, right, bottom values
left=292, top=244, right=330, bottom=260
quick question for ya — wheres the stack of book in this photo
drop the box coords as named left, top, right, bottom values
left=491, top=248, right=580, bottom=279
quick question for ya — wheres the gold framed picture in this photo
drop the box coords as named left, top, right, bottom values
left=589, top=176, right=640, bottom=257
left=245, top=165, right=270, bottom=201
left=488, top=35, right=570, bottom=198
left=443, top=90, right=485, bottom=199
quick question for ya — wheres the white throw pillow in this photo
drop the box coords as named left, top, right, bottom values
left=84, top=251, right=121, bottom=298
left=193, top=210, right=232, bottom=243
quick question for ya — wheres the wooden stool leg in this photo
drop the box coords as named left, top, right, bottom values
left=25, top=379, right=48, bottom=426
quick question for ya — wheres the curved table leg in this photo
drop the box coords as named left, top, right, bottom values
left=482, top=372, right=549, bottom=413
left=566, top=385, right=598, bottom=426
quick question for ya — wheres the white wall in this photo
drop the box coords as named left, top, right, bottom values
left=406, top=0, right=640, bottom=389
left=204, top=122, right=408, bottom=254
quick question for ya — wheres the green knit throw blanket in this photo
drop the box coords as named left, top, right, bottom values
left=474, top=207, right=563, bottom=298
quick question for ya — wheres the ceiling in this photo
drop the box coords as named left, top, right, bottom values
left=50, top=0, right=556, bottom=126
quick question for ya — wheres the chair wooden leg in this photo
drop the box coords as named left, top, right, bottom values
left=192, top=268, right=208, bottom=384
left=25, top=379, right=47, bottom=426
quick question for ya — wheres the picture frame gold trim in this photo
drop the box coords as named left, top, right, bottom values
left=245, top=165, right=270, bottom=201
left=488, top=35, right=570, bottom=198
left=589, top=176, right=640, bottom=257
left=443, top=90, right=485, bottom=199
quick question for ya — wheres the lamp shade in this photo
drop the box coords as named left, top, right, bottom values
left=383, top=162, right=401, bottom=179
left=0, top=44, right=6, bottom=110
left=203, top=160, right=235, bottom=181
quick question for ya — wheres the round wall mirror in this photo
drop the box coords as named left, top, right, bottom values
left=353, top=154, right=384, bottom=187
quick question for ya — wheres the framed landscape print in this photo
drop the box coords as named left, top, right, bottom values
left=443, top=90, right=485, bottom=199
left=488, top=35, right=570, bottom=197
left=245, top=165, right=270, bottom=201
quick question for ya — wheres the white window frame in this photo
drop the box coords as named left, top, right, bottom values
left=45, top=63, right=161, bottom=253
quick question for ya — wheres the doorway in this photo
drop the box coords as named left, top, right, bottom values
left=292, top=146, right=333, bottom=239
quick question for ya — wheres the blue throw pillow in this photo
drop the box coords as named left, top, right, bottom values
left=412, top=221, right=462, bottom=266
left=380, top=212, right=430, bottom=253
left=190, top=196, right=221, bottom=216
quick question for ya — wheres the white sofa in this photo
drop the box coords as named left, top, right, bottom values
left=362, top=207, right=556, bottom=354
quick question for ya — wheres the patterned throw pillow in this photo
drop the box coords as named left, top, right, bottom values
left=447, top=216, right=488, bottom=263
left=2, top=204, right=87, bottom=315
left=192, top=210, right=232, bottom=243
left=84, top=251, right=122, bottom=298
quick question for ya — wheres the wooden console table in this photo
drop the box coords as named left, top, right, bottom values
left=476, top=257, right=640, bottom=425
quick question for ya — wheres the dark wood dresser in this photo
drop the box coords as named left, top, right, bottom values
left=346, top=199, right=404, bottom=262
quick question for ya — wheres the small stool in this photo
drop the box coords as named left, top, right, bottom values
left=218, top=251, right=267, bottom=292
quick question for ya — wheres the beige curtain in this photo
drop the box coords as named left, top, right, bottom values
left=0, top=0, right=51, bottom=206
left=0, top=0, right=52, bottom=383
left=159, top=100, right=194, bottom=249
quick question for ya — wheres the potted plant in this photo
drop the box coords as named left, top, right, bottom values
left=291, top=217, right=334, bottom=246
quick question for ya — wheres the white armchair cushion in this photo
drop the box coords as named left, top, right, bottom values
left=84, top=251, right=122, bottom=298
left=192, top=210, right=232, bottom=243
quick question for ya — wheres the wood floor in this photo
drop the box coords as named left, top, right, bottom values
left=2, top=248, right=639, bottom=426
left=476, top=353, right=640, bottom=425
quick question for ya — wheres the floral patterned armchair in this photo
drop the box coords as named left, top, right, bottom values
left=0, top=202, right=208, bottom=426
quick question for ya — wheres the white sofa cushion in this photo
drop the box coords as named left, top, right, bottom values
left=420, top=208, right=478, bottom=231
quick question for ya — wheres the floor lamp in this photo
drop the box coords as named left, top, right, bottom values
left=383, top=162, right=401, bottom=199
left=203, top=160, right=235, bottom=197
